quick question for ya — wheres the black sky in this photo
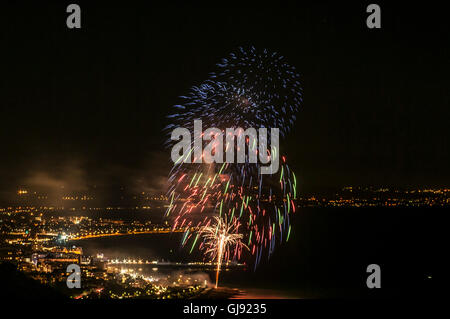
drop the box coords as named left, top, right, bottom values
left=1, top=2, right=449, bottom=193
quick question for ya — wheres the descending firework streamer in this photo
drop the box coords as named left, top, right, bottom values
left=164, top=47, right=302, bottom=269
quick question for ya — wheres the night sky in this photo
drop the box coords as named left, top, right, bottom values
left=1, top=2, right=449, bottom=194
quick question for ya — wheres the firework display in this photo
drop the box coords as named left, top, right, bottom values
left=165, top=47, right=302, bottom=276
left=199, top=216, right=248, bottom=288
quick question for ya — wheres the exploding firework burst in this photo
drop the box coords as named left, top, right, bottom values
left=198, top=216, right=248, bottom=288
left=209, top=46, right=302, bottom=138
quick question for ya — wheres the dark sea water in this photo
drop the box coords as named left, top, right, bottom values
left=71, top=207, right=443, bottom=298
